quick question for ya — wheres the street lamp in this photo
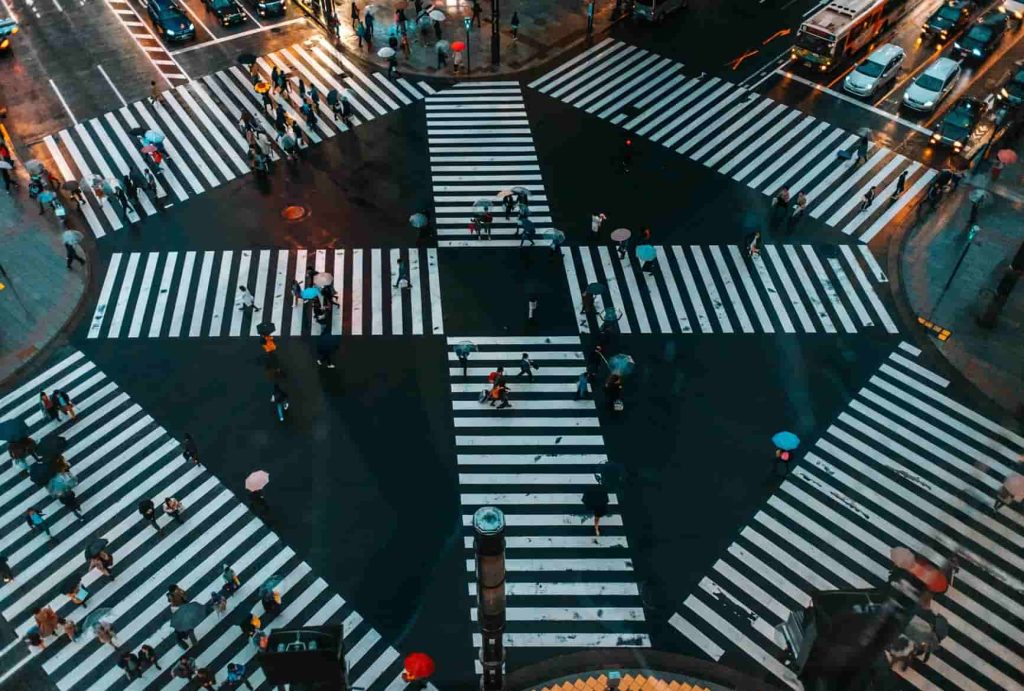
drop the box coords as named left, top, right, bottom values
left=473, top=507, right=506, bottom=691
left=490, top=0, right=499, bottom=65
left=464, top=16, right=472, bottom=75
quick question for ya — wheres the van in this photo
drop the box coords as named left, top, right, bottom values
left=843, top=44, right=904, bottom=97
left=902, top=57, right=960, bottom=111
left=634, top=0, right=688, bottom=22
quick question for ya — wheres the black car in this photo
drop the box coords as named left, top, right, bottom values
left=922, top=0, right=973, bottom=41
left=247, top=0, right=286, bottom=17
left=930, top=97, right=987, bottom=150
left=996, top=62, right=1024, bottom=106
left=0, top=18, right=18, bottom=52
left=953, top=11, right=1008, bottom=60
left=203, top=0, right=246, bottom=26
left=147, top=0, right=195, bottom=41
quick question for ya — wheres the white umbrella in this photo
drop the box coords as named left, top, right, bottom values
left=313, top=272, right=333, bottom=287
left=377, top=46, right=396, bottom=58
left=61, top=230, right=84, bottom=245
left=428, top=9, right=445, bottom=21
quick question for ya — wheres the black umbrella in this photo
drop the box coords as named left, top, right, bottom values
left=60, top=573, right=83, bottom=596
left=130, top=168, right=147, bottom=186
left=0, top=419, right=28, bottom=443
left=128, top=127, right=146, bottom=138
left=36, top=435, right=68, bottom=459
left=256, top=322, right=276, bottom=337
left=237, top=52, right=258, bottom=65
left=29, top=461, right=57, bottom=486
left=84, top=538, right=108, bottom=559
left=61, top=180, right=80, bottom=192
left=326, top=88, right=339, bottom=105
left=582, top=486, right=609, bottom=518
left=170, top=602, right=206, bottom=631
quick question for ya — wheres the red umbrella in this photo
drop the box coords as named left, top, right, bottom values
left=450, top=41, right=466, bottom=52
left=403, top=652, right=435, bottom=680
left=997, top=149, right=1018, bottom=165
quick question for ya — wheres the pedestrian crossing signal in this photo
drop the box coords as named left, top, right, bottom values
left=917, top=316, right=951, bottom=341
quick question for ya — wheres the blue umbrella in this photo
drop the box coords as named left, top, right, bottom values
left=549, top=229, right=566, bottom=246
left=0, top=418, right=28, bottom=442
left=636, top=245, right=656, bottom=262
left=38, top=191, right=56, bottom=203
left=300, top=287, right=320, bottom=300
left=453, top=341, right=477, bottom=358
left=586, top=282, right=607, bottom=296
left=772, top=431, right=800, bottom=451
left=409, top=213, right=428, bottom=229
left=48, top=472, right=78, bottom=497
left=143, top=130, right=165, bottom=144
left=607, top=354, right=635, bottom=376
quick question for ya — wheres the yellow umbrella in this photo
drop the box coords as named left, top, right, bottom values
left=254, top=81, right=271, bottom=94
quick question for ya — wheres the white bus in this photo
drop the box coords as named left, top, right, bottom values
left=791, top=0, right=913, bottom=72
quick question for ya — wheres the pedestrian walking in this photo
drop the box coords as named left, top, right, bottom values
left=118, top=652, right=142, bottom=680
left=66, top=581, right=89, bottom=607
left=39, top=390, right=60, bottom=421
left=309, top=83, right=319, bottom=106
left=350, top=0, right=358, bottom=26
left=387, top=54, right=398, bottom=80
left=208, top=589, right=228, bottom=615
left=144, top=169, right=158, bottom=201
left=855, top=135, right=869, bottom=166
left=490, top=382, right=511, bottom=409
left=52, top=388, right=76, bottom=420
left=167, top=584, right=188, bottom=608
left=62, top=619, right=78, bottom=642
left=291, top=117, right=305, bottom=149
left=223, top=564, right=241, bottom=594
left=25, top=508, right=51, bottom=537
left=271, top=383, right=289, bottom=422
left=236, top=286, right=261, bottom=313
left=591, top=212, right=606, bottom=236
left=138, top=644, right=161, bottom=672
left=164, top=497, right=184, bottom=523
left=196, top=667, right=217, bottom=689
left=225, top=662, right=255, bottom=690
left=587, top=345, right=604, bottom=376
left=172, top=656, right=196, bottom=680
left=433, top=18, right=441, bottom=40
left=583, top=485, right=608, bottom=536
left=0, top=556, right=13, bottom=583
left=65, top=241, right=86, bottom=271
left=453, top=49, right=463, bottom=74
left=516, top=353, right=538, bottom=381
left=604, top=374, right=623, bottom=412
left=511, top=11, right=519, bottom=40
left=774, top=444, right=793, bottom=475
left=580, top=290, right=596, bottom=318
left=34, top=607, right=62, bottom=637
left=262, top=588, right=282, bottom=617
left=481, top=211, right=493, bottom=238
left=616, top=236, right=629, bottom=260
left=859, top=185, right=877, bottom=213
left=575, top=371, right=590, bottom=400
left=527, top=295, right=538, bottom=323
left=149, top=80, right=163, bottom=105
left=24, top=627, right=45, bottom=650
left=992, top=474, right=1024, bottom=510
left=394, top=257, right=410, bottom=288
left=502, top=193, right=514, bottom=220
left=436, top=43, right=447, bottom=69
left=89, top=549, right=114, bottom=579
left=770, top=185, right=790, bottom=227
left=788, top=190, right=808, bottom=231
left=58, top=490, right=84, bottom=520
left=365, top=5, right=374, bottom=32
left=138, top=498, right=161, bottom=534
left=743, top=230, right=762, bottom=259
left=401, top=32, right=410, bottom=58
left=891, top=170, right=908, bottom=200
left=96, top=621, right=119, bottom=650
left=182, top=433, right=199, bottom=464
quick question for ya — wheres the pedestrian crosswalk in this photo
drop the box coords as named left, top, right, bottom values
left=40, top=35, right=435, bottom=240
left=562, top=244, right=896, bottom=335
left=446, top=336, right=649, bottom=661
left=427, top=82, right=559, bottom=248
left=528, top=39, right=935, bottom=245
left=0, top=351, right=431, bottom=691
left=668, top=341, right=1024, bottom=691
left=87, top=247, right=444, bottom=339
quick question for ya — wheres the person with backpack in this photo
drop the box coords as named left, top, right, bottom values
left=225, top=662, right=254, bottom=690
left=51, top=389, right=76, bottom=421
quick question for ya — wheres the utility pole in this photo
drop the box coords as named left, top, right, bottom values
left=490, top=0, right=500, bottom=66
left=473, top=507, right=506, bottom=691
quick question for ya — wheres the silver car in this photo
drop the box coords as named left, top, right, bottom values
left=903, top=57, right=961, bottom=112
left=844, top=44, right=905, bottom=97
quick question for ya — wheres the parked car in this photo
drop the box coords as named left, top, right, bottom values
left=1000, top=0, right=1024, bottom=21
left=930, top=97, right=988, bottom=150
left=953, top=11, right=1008, bottom=61
left=247, top=0, right=286, bottom=17
left=922, top=0, right=974, bottom=41
left=203, top=0, right=246, bottom=26
left=0, top=17, right=18, bottom=52
left=843, top=43, right=905, bottom=97
left=903, top=57, right=961, bottom=112
left=147, top=0, right=195, bottom=41
left=996, top=61, right=1024, bottom=106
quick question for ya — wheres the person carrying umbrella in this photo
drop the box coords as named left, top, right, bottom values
left=25, top=507, right=51, bottom=537
left=772, top=431, right=800, bottom=475
left=58, top=489, right=84, bottom=520
left=137, top=644, right=161, bottom=672
left=604, top=373, right=623, bottom=412
left=118, top=652, right=142, bottom=680
left=138, top=498, right=161, bottom=534
left=96, top=621, right=119, bottom=650
left=223, top=564, right=241, bottom=594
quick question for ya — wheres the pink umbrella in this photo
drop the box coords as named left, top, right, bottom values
left=245, top=471, right=270, bottom=491
left=890, top=546, right=915, bottom=569
left=1004, top=474, right=1024, bottom=500
left=610, top=228, right=631, bottom=242
left=141, top=144, right=157, bottom=154
left=997, top=149, right=1018, bottom=165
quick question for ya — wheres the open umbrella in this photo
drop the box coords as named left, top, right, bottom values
left=997, top=149, right=1018, bottom=165
left=607, top=354, right=635, bottom=376
left=635, top=245, right=656, bottom=262
left=237, top=52, right=258, bottom=65
left=772, top=431, right=800, bottom=451
left=856, top=127, right=871, bottom=138
left=36, top=435, right=68, bottom=459
left=586, top=282, right=607, bottom=296
left=61, top=180, right=80, bottom=192
left=143, top=130, right=165, bottom=144
left=435, top=39, right=450, bottom=53
left=495, top=188, right=514, bottom=199
left=81, top=607, right=113, bottom=632
left=550, top=229, right=566, bottom=246
left=409, top=213, right=429, bottom=228
left=84, top=538, right=108, bottom=560
left=404, top=652, right=435, bottom=679
left=171, top=602, right=206, bottom=631
left=0, top=419, right=28, bottom=442
left=969, top=189, right=991, bottom=205
left=48, top=472, right=78, bottom=497
left=451, top=40, right=466, bottom=52
left=0, top=160, right=11, bottom=171
left=256, top=322, right=276, bottom=337
left=141, top=144, right=157, bottom=154
left=377, top=46, right=396, bottom=58
left=258, top=574, right=283, bottom=597
left=511, top=186, right=530, bottom=197
left=29, top=461, right=57, bottom=486
left=254, top=81, right=271, bottom=94
left=280, top=134, right=296, bottom=151
left=314, top=272, right=333, bottom=287
left=453, top=341, right=477, bottom=358
left=610, top=228, right=631, bottom=242
left=326, top=88, right=339, bottom=105
left=245, top=470, right=270, bottom=491
left=128, top=127, right=146, bottom=138
left=38, top=191, right=56, bottom=204
left=582, top=486, right=609, bottom=517
left=61, top=573, right=84, bottom=597
left=890, top=546, right=915, bottom=570
left=1005, top=474, right=1024, bottom=499
left=428, top=9, right=445, bottom=20
left=300, top=286, right=320, bottom=300
left=473, top=198, right=492, bottom=212
left=62, top=230, right=84, bottom=245
left=24, top=159, right=44, bottom=175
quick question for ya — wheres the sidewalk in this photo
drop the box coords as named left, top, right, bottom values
left=317, top=0, right=623, bottom=79
left=0, top=169, right=90, bottom=388
left=899, top=148, right=1024, bottom=419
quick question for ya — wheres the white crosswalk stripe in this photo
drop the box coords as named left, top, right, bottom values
left=529, top=40, right=936, bottom=244
left=0, top=352, right=433, bottom=691
left=35, top=37, right=433, bottom=240
left=447, top=336, right=650, bottom=658
left=427, top=83, right=560, bottom=249
left=562, top=244, right=896, bottom=335
left=666, top=342, right=1024, bottom=691
left=87, top=248, right=443, bottom=339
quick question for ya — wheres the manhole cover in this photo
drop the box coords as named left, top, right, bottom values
left=281, top=205, right=308, bottom=221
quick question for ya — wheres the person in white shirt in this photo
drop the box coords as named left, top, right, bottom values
left=591, top=212, right=606, bottom=235
left=235, top=286, right=261, bottom=313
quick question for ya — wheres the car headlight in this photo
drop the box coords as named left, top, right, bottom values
left=931, top=134, right=940, bottom=142
left=972, top=48, right=982, bottom=56
left=953, top=141, right=963, bottom=149
left=924, top=100, right=935, bottom=107
left=0, top=38, right=8, bottom=49
left=1000, top=88, right=1009, bottom=98
left=166, top=28, right=177, bottom=34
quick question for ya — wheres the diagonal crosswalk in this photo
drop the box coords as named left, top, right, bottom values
left=668, top=342, right=1024, bottom=691
left=427, top=83, right=558, bottom=248
left=528, top=39, right=935, bottom=245
left=40, top=36, right=435, bottom=240
left=562, top=244, right=896, bottom=335
left=446, top=336, right=650, bottom=661
left=87, top=247, right=444, bottom=339
left=0, top=351, right=432, bottom=691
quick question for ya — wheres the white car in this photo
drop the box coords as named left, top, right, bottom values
left=903, top=57, right=961, bottom=112
left=844, top=44, right=905, bottom=97
left=1002, top=0, right=1024, bottom=20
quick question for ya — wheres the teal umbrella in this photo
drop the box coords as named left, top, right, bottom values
left=636, top=245, right=656, bottom=262
left=607, top=354, right=635, bottom=376
left=453, top=341, right=477, bottom=358
left=82, top=607, right=113, bottom=632
left=409, top=213, right=428, bottom=228
left=48, top=472, right=78, bottom=497
left=772, top=431, right=800, bottom=451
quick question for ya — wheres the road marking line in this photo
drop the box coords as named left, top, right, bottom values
left=169, top=17, right=305, bottom=54
left=96, top=65, right=128, bottom=107
left=48, top=79, right=77, bottom=125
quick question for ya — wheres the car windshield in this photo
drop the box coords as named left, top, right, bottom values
left=966, top=25, right=993, bottom=42
left=796, top=30, right=832, bottom=55
left=211, top=0, right=233, bottom=9
left=635, top=0, right=655, bottom=5
left=945, top=109, right=973, bottom=129
left=158, top=8, right=182, bottom=19
left=856, top=59, right=885, bottom=77
left=916, top=74, right=945, bottom=91
left=936, top=5, right=961, bottom=21
left=1013, top=70, right=1024, bottom=86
